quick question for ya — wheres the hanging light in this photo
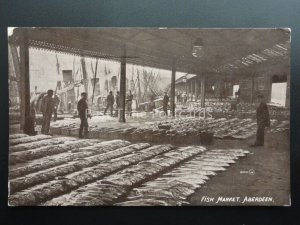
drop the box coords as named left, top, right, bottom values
left=192, top=37, right=204, bottom=58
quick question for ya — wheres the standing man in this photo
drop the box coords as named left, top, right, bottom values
left=114, top=91, right=120, bottom=117
left=77, top=92, right=90, bottom=138
left=163, top=92, right=169, bottom=116
left=229, top=95, right=240, bottom=111
left=176, top=92, right=181, bottom=103
left=251, top=94, right=270, bottom=147
left=53, top=94, right=60, bottom=122
left=41, top=89, right=54, bottom=135
left=149, top=95, right=156, bottom=113
left=67, top=101, right=72, bottom=113
left=104, top=91, right=114, bottom=116
left=183, top=92, right=188, bottom=105
left=126, top=90, right=133, bottom=116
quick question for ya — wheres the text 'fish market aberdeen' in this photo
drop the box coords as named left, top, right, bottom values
left=8, top=28, right=290, bottom=206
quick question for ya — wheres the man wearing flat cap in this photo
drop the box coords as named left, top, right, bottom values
left=41, top=89, right=54, bottom=135
left=251, top=94, right=270, bottom=147
left=77, top=92, right=91, bottom=138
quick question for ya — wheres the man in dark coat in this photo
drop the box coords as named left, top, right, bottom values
left=41, top=89, right=54, bottom=135
left=163, top=92, right=169, bottom=116
left=77, top=92, right=90, bottom=138
left=104, top=91, right=114, bottom=116
left=53, top=94, right=60, bottom=122
left=126, top=90, right=133, bottom=116
left=251, top=94, right=270, bottom=147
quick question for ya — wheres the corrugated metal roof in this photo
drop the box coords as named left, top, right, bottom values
left=9, top=28, right=290, bottom=75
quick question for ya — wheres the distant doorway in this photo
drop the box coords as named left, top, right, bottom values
left=271, top=75, right=287, bottom=106
left=233, top=85, right=239, bottom=97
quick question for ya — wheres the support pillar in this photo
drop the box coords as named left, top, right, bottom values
left=195, top=76, right=199, bottom=102
left=119, top=45, right=126, bottom=123
left=200, top=74, right=206, bottom=108
left=170, top=61, right=176, bottom=117
left=19, top=30, right=33, bottom=134
left=190, top=80, right=193, bottom=101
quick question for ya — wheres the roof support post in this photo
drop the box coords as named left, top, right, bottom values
left=170, top=60, right=176, bottom=117
left=200, top=74, right=206, bottom=108
left=195, top=76, right=199, bottom=102
left=190, top=79, right=193, bottom=101
left=80, top=57, right=88, bottom=94
left=19, top=30, right=34, bottom=134
left=119, top=45, right=126, bottom=123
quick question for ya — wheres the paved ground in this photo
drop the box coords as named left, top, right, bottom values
left=189, top=129, right=290, bottom=206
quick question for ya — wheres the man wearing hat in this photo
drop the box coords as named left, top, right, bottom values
left=251, top=94, right=270, bottom=147
left=77, top=92, right=90, bottom=138
left=163, top=92, right=169, bottom=116
left=41, top=89, right=54, bottom=135
left=104, top=91, right=115, bottom=116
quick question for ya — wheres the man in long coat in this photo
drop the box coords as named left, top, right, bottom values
left=163, top=92, right=169, bottom=116
left=77, top=92, right=90, bottom=138
left=251, top=94, right=270, bottom=147
left=104, top=91, right=115, bottom=116
left=41, top=89, right=54, bottom=135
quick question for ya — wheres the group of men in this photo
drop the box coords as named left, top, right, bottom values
left=176, top=92, right=188, bottom=104
left=38, top=89, right=86, bottom=137
left=103, top=90, right=133, bottom=117
left=40, top=88, right=270, bottom=146
left=40, top=89, right=60, bottom=135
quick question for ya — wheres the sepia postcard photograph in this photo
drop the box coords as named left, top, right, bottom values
left=7, top=28, right=290, bottom=206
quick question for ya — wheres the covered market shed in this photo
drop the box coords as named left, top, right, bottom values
left=8, top=28, right=290, bottom=134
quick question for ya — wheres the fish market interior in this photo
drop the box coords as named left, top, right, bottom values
left=8, top=28, right=290, bottom=206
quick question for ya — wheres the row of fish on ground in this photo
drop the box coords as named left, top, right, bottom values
left=185, top=101, right=289, bottom=120
left=48, top=117, right=289, bottom=144
left=9, top=134, right=249, bottom=206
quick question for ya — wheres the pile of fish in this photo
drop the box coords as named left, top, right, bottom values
left=181, top=101, right=289, bottom=120
left=10, top=137, right=77, bottom=153
left=9, top=138, right=100, bottom=165
left=8, top=133, right=253, bottom=206
left=267, top=120, right=290, bottom=133
left=9, top=134, right=52, bottom=146
left=51, top=115, right=288, bottom=144
left=43, top=146, right=205, bottom=206
left=117, top=149, right=249, bottom=206
left=9, top=133, right=29, bottom=139
left=9, top=135, right=176, bottom=205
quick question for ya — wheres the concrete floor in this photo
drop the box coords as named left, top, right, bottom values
left=189, top=130, right=290, bottom=206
